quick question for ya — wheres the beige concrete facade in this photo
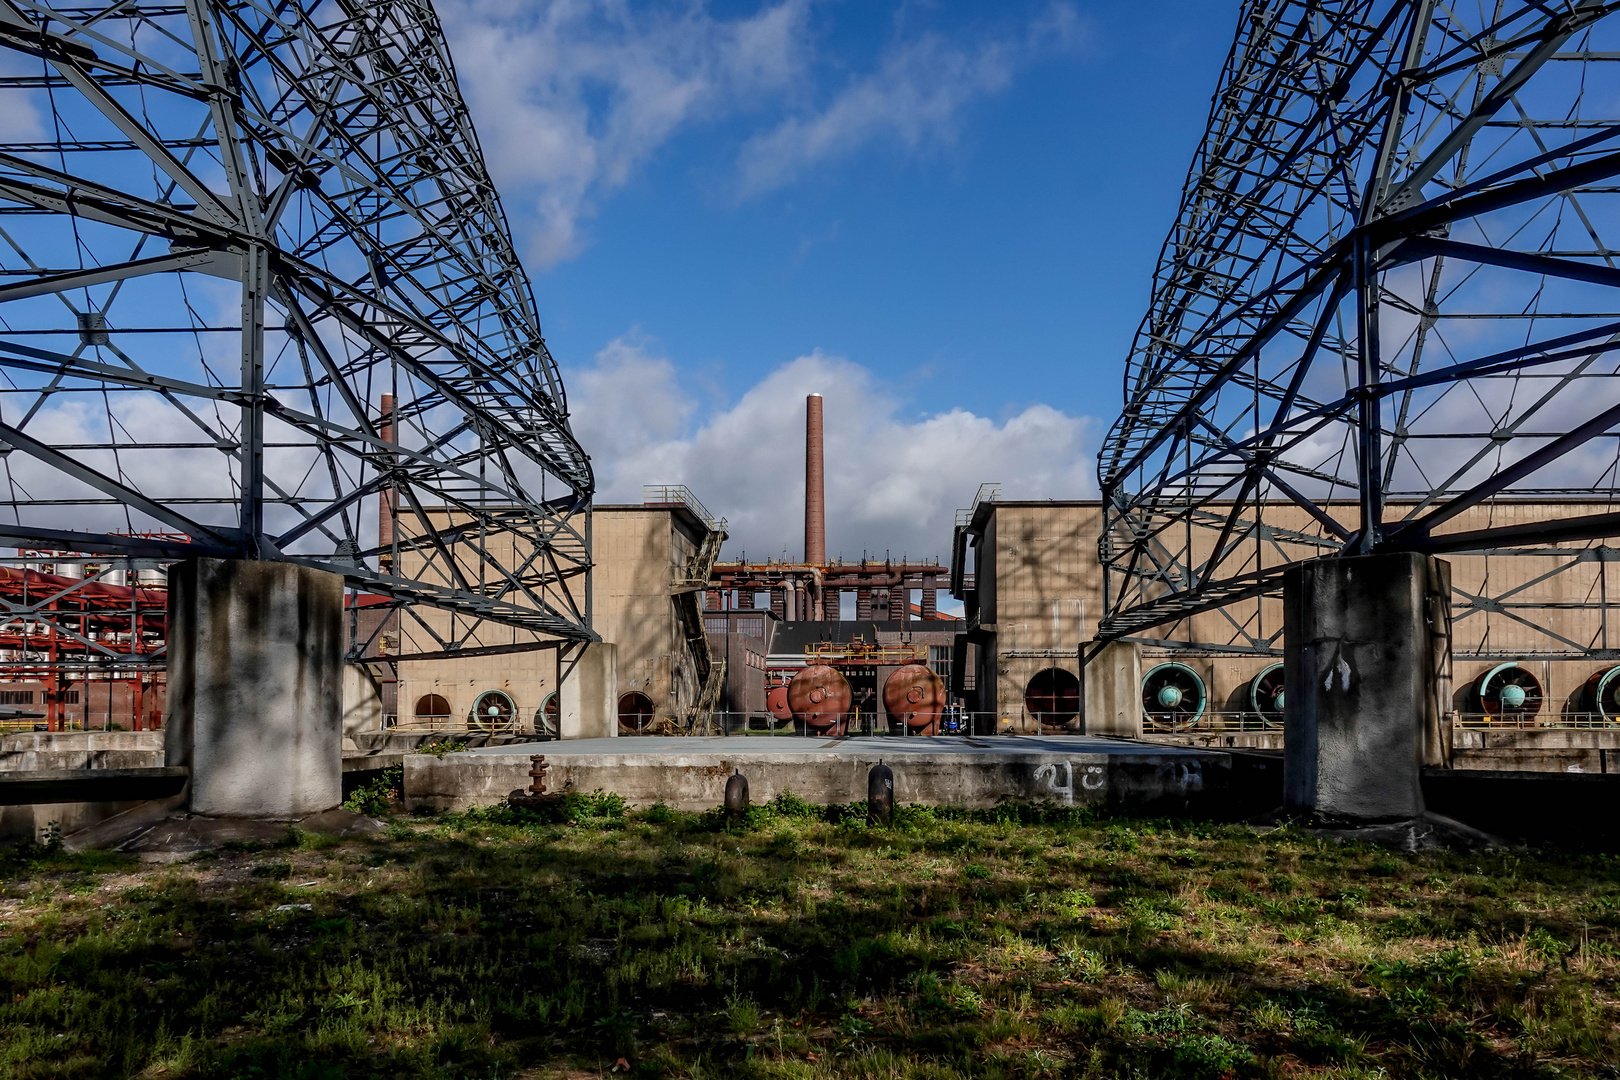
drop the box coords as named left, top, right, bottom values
left=392, top=503, right=714, bottom=735
left=958, top=499, right=1620, bottom=737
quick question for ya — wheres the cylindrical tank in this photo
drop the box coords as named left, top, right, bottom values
left=766, top=684, right=793, bottom=722
left=787, top=664, right=850, bottom=734
left=883, top=664, right=946, bottom=734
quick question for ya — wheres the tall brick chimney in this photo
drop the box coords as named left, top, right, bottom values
left=805, top=393, right=825, bottom=565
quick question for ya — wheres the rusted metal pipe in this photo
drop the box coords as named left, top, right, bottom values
left=528, top=754, right=549, bottom=795
left=805, top=393, right=825, bottom=565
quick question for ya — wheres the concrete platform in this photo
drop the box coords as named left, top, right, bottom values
left=405, top=735, right=1282, bottom=817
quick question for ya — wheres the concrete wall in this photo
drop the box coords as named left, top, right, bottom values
left=388, top=504, right=717, bottom=736
left=405, top=745, right=1274, bottom=818
left=971, top=505, right=1103, bottom=733
left=1084, top=640, right=1141, bottom=737
left=560, top=643, right=617, bottom=739
left=396, top=650, right=559, bottom=733
left=342, top=664, right=386, bottom=735
left=963, top=499, right=1620, bottom=742
left=0, top=730, right=168, bottom=840
left=593, top=507, right=701, bottom=727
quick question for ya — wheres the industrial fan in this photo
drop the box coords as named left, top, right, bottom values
left=1249, top=663, right=1285, bottom=728
left=1475, top=663, right=1543, bottom=721
left=1586, top=666, right=1620, bottom=723
left=1141, top=663, right=1207, bottom=730
left=471, top=689, right=518, bottom=733
left=536, top=693, right=560, bottom=739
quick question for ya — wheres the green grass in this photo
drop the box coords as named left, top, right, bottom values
left=1, top=795, right=1618, bottom=1079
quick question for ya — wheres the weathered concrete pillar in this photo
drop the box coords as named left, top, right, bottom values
left=1283, top=552, right=1450, bottom=822
left=164, top=558, right=343, bottom=817
left=560, top=642, right=617, bottom=739
left=1083, top=640, right=1142, bottom=738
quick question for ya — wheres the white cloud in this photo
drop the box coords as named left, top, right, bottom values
left=437, top=0, right=1081, bottom=266
left=736, top=6, right=1083, bottom=196
left=439, top=0, right=813, bottom=266
left=566, top=337, right=1098, bottom=559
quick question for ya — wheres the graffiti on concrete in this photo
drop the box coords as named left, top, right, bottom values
left=1035, top=761, right=1107, bottom=805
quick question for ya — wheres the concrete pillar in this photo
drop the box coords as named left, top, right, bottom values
left=164, top=558, right=343, bottom=817
left=1083, top=640, right=1142, bottom=738
left=560, top=642, right=617, bottom=739
left=341, top=664, right=385, bottom=735
left=1283, top=552, right=1450, bottom=823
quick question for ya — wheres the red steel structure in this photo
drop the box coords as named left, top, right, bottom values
left=707, top=557, right=948, bottom=622
left=0, top=546, right=176, bottom=731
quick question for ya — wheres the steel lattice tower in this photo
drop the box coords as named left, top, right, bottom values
left=0, top=0, right=594, bottom=669
left=1099, top=0, right=1620, bottom=660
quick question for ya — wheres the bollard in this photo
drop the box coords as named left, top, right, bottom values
left=724, top=770, right=750, bottom=822
left=867, top=760, right=894, bottom=826
left=528, top=755, right=549, bottom=796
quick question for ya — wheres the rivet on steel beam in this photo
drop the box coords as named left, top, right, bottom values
left=724, top=769, right=749, bottom=822
left=868, top=759, right=894, bottom=826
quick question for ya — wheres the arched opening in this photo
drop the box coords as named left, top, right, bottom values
left=414, top=693, right=451, bottom=728
left=1024, top=668, right=1080, bottom=728
left=471, top=689, right=517, bottom=732
left=618, top=691, right=656, bottom=734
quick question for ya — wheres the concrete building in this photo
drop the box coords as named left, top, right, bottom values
left=390, top=490, right=724, bottom=737
left=953, top=493, right=1620, bottom=769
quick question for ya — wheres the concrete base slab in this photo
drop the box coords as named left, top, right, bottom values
left=114, top=816, right=294, bottom=862
left=1308, top=811, right=1503, bottom=853
left=405, top=735, right=1281, bottom=817
left=298, top=808, right=386, bottom=838
left=71, top=807, right=385, bottom=860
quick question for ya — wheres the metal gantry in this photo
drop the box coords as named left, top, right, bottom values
left=0, top=0, right=595, bottom=674
left=1099, top=0, right=1620, bottom=661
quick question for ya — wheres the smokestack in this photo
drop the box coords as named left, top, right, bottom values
left=805, top=392, right=825, bottom=565
left=379, top=393, right=396, bottom=571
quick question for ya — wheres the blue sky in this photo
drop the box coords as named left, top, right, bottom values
left=438, top=0, right=1236, bottom=559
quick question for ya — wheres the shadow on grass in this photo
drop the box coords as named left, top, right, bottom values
left=0, top=802, right=1616, bottom=1079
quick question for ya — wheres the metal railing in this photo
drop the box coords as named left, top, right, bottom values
left=1143, top=710, right=1279, bottom=734
left=643, top=486, right=720, bottom=531
left=954, top=482, right=1001, bottom=528
left=1454, top=712, right=1620, bottom=730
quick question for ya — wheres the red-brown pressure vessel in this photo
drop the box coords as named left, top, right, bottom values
left=788, top=664, right=850, bottom=735
left=766, top=684, right=793, bottom=721
left=883, top=664, right=946, bottom=734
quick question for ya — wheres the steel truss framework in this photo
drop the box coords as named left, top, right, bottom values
left=0, top=0, right=594, bottom=666
left=1099, top=0, right=1620, bottom=659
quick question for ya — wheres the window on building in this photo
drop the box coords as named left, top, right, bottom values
left=0, top=689, right=33, bottom=705
left=58, top=690, right=80, bottom=704
left=738, top=616, right=764, bottom=638
left=705, top=616, right=729, bottom=635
